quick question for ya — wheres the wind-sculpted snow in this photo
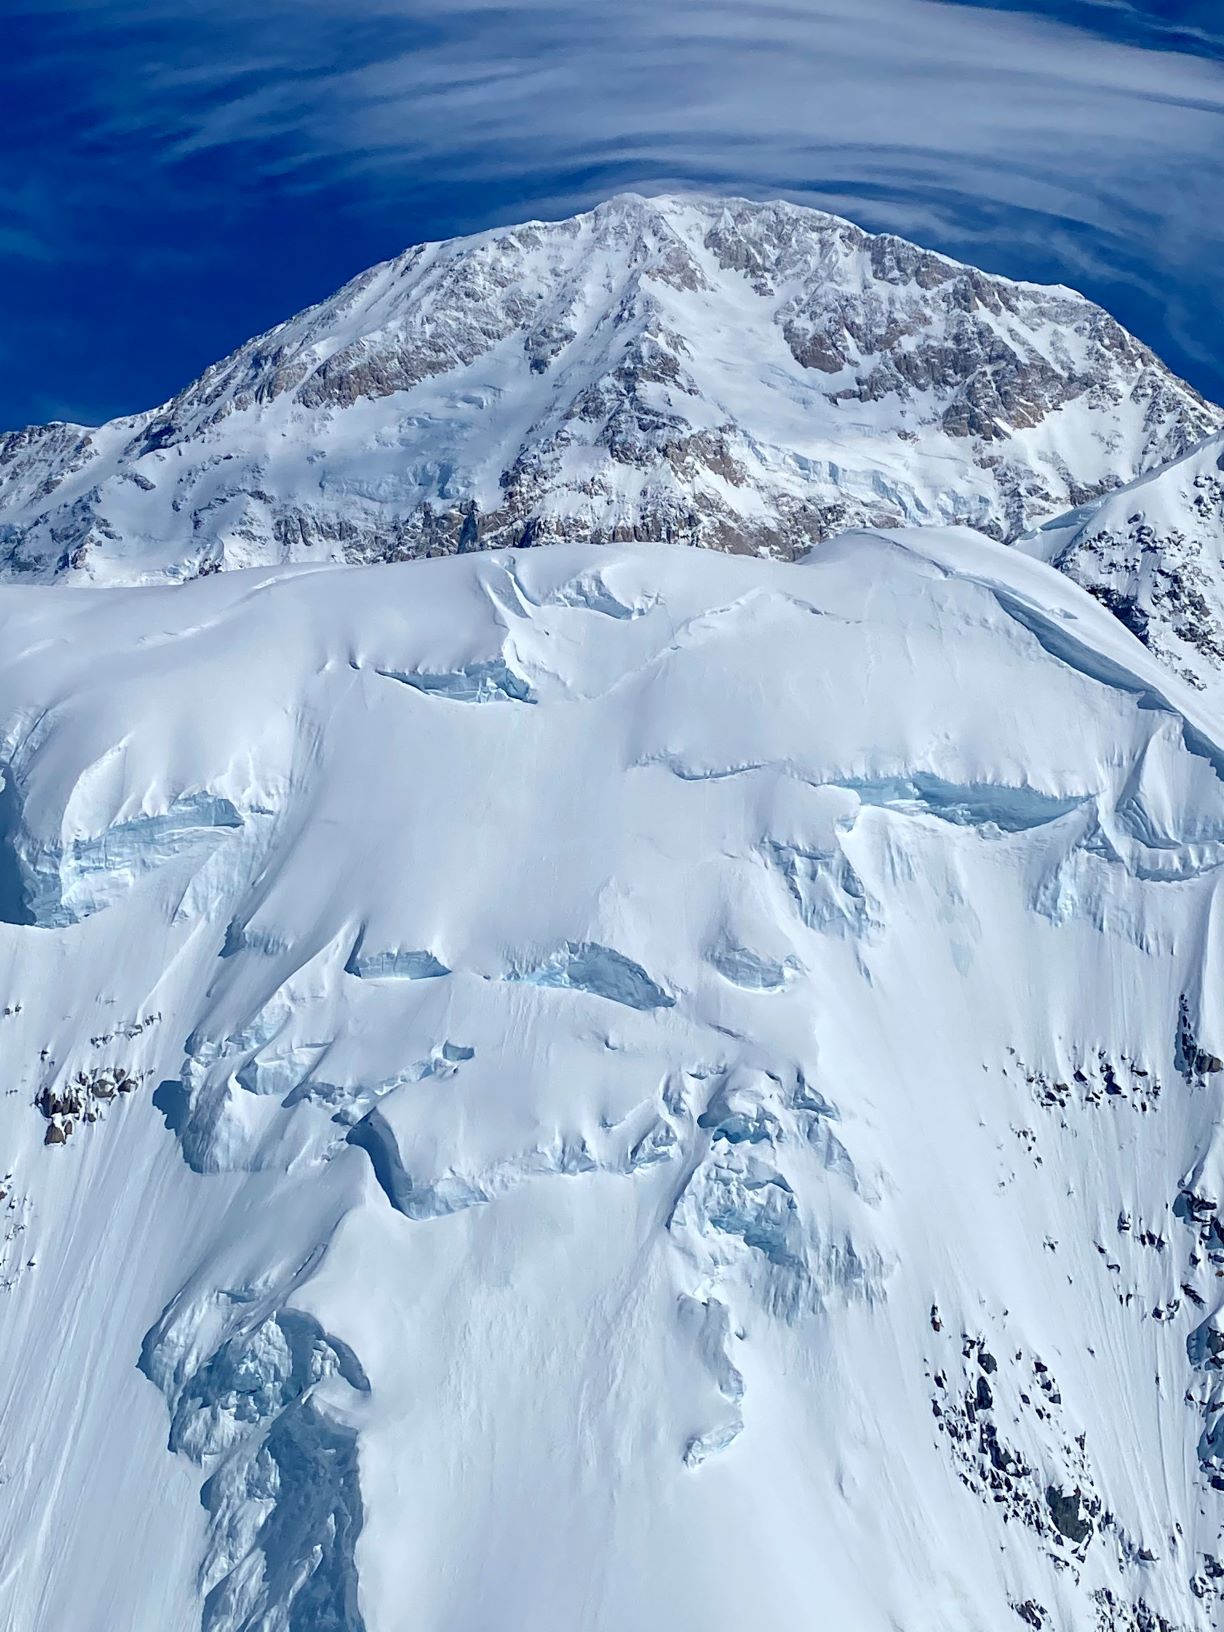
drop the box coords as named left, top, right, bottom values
left=346, top=1096, right=680, bottom=1221
left=537, top=570, right=654, bottom=620
left=141, top=1303, right=370, bottom=1632
left=344, top=939, right=450, bottom=981
left=676, top=1295, right=744, bottom=1468
left=842, top=773, right=1088, bottom=833
left=761, top=839, right=878, bottom=939
left=11, top=536, right=1224, bottom=1629
left=504, top=941, right=675, bottom=1010
left=674, top=1066, right=879, bottom=1312
left=647, top=754, right=1091, bottom=832
left=0, top=769, right=33, bottom=926
left=5, top=790, right=250, bottom=927
left=707, top=943, right=800, bottom=991
left=365, top=655, right=534, bottom=704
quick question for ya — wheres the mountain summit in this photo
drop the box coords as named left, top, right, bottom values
left=0, top=194, right=1217, bottom=584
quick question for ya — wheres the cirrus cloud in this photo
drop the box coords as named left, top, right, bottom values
left=2, top=0, right=1222, bottom=423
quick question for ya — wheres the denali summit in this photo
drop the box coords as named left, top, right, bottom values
left=3, top=198, right=1224, bottom=1632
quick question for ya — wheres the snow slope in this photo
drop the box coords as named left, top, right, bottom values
left=0, top=194, right=1217, bottom=584
left=1024, top=431, right=1224, bottom=707
left=5, top=536, right=1224, bottom=1629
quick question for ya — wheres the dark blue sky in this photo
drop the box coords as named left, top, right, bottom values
left=3, top=0, right=1221, bottom=428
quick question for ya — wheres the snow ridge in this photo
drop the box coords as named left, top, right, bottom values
left=1024, top=430, right=1224, bottom=707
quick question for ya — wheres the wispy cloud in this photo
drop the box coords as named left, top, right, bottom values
left=3, top=0, right=1222, bottom=421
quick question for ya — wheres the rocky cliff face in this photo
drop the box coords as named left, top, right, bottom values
left=0, top=194, right=1217, bottom=583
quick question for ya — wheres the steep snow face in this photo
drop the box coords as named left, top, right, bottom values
left=1024, top=430, right=1224, bottom=707
left=0, top=194, right=1217, bottom=583
left=6, top=537, right=1224, bottom=1629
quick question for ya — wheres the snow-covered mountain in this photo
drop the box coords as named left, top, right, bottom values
left=1024, top=431, right=1224, bottom=703
left=6, top=534, right=1224, bottom=1630
left=8, top=192, right=1224, bottom=1632
left=0, top=194, right=1218, bottom=584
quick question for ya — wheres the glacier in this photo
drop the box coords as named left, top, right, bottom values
left=3, top=532, right=1224, bottom=1629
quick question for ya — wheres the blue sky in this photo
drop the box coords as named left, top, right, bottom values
left=3, top=0, right=1221, bottom=427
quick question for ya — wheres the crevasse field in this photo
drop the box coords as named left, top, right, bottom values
left=4, top=529, right=1224, bottom=1629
